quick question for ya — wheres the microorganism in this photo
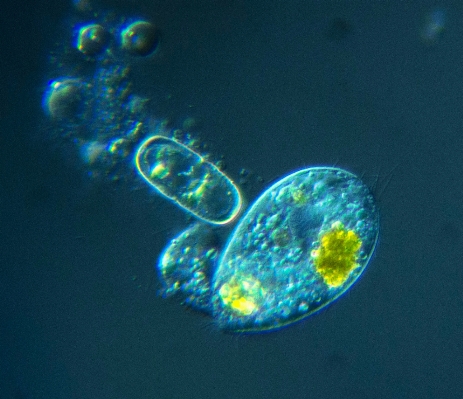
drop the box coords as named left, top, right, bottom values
left=135, top=135, right=243, bottom=225
left=157, top=167, right=379, bottom=333
left=158, top=223, right=219, bottom=312
left=212, top=167, right=379, bottom=332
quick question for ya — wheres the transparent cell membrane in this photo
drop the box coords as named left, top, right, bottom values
left=158, top=167, right=379, bottom=333
left=136, top=135, right=242, bottom=225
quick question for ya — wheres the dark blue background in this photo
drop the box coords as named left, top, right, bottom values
left=1, top=1, right=462, bottom=398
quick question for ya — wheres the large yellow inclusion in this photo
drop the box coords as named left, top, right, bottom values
left=219, top=275, right=265, bottom=316
left=312, top=221, right=362, bottom=287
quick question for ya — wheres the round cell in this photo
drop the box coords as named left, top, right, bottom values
left=76, top=24, right=109, bottom=56
left=43, top=78, right=88, bottom=120
left=135, top=135, right=242, bottom=225
left=210, top=167, right=379, bottom=332
left=120, top=21, right=161, bottom=56
left=158, top=223, right=220, bottom=312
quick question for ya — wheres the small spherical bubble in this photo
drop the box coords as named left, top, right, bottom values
left=44, top=78, right=86, bottom=120
left=120, top=21, right=161, bottom=56
left=76, top=24, right=109, bottom=56
left=298, top=301, right=309, bottom=313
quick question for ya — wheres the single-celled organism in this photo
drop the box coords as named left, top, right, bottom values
left=135, top=135, right=242, bottom=225
left=76, top=24, right=109, bottom=56
left=120, top=21, right=161, bottom=56
left=158, top=223, right=220, bottom=312
left=43, top=78, right=88, bottom=120
left=209, top=167, right=379, bottom=332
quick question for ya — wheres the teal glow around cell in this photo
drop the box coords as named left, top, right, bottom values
left=135, top=135, right=242, bottom=225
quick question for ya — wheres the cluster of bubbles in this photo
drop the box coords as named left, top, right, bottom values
left=43, top=2, right=379, bottom=333
left=43, top=10, right=163, bottom=179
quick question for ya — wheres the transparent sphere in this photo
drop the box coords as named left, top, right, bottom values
left=76, top=24, right=109, bottom=56
left=43, top=78, right=87, bottom=120
left=120, top=21, right=161, bottom=56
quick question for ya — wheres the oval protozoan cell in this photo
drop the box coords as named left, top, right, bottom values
left=135, top=135, right=242, bottom=225
left=211, top=167, right=379, bottom=332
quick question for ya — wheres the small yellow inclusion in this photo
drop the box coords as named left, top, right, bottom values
left=186, top=172, right=210, bottom=201
left=150, top=162, right=169, bottom=179
left=291, top=185, right=309, bottom=205
left=219, top=275, right=265, bottom=316
left=311, top=221, right=362, bottom=287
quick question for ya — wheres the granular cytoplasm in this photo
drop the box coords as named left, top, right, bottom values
left=157, top=167, right=379, bottom=333
left=211, top=167, right=379, bottom=332
left=135, top=135, right=242, bottom=225
left=158, top=223, right=220, bottom=313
